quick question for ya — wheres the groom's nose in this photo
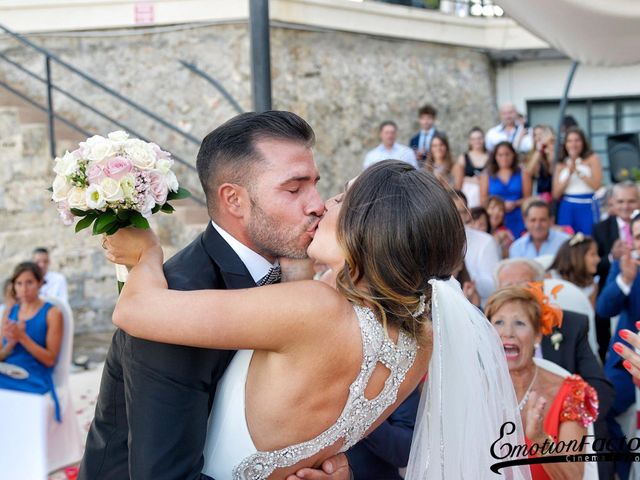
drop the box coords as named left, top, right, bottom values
left=305, top=190, right=326, bottom=217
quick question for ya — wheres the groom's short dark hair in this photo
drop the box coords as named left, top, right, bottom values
left=196, top=111, right=315, bottom=213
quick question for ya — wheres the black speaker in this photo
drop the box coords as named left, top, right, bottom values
left=607, top=133, right=640, bottom=183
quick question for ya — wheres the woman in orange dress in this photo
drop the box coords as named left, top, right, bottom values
left=486, top=284, right=598, bottom=479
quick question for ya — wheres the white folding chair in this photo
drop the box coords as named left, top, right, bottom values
left=534, top=358, right=599, bottom=479
left=42, top=296, right=84, bottom=473
left=543, top=278, right=599, bottom=360
left=534, top=254, right=555, bottom=271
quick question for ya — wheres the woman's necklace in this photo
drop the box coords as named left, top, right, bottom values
left=518, top=366, right=538, bottom=411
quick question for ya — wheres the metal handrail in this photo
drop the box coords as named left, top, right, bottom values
left=0, top=22, right=206, bottom=206
left=0, top=23, right=201, bottom=146
left=179, top=60, right=244, bottom=115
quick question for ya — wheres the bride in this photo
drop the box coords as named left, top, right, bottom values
left=104, top=160, right=529, bottom=479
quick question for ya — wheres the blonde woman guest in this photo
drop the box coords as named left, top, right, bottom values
left=526, top=125, right=555, bottom=204
left=487, top=284, right=598, bottom=480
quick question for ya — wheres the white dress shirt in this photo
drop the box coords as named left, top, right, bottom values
left=463, top=227, right=501, bottom=304
left=485, top=123, right=532, bottom=153
left=210, top=221, right=277, bottom=284
left=363, top=143, right=418, bottom=169
left=39, top=271, right=69, bottom=305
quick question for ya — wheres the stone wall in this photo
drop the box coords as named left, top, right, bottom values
left=0, top=22, right=497, bottom=332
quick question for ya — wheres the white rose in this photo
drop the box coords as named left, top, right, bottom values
left=52, top=175, right=72, bottom=202
left=119, top=174, right=136, bottom=201
left=86, top=183, right=106, bottom=210
left=53, top=150, right=79, bottom=176
left=107, top=131, right=129, bottom=143
left=155, top=158, right=174, bottom=174
left=100, top=177, right=125, bottom=203
left=165, top=170, right=179, bottom=192
left=67, top=186, right=88, bottom=210
left=87, top=138, right=116, bottom=163
left=125, top=139, right=156, bottom=170
left=139, top=193, right=156, bottom=219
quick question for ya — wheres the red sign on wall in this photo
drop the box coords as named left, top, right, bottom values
left=134, top=2, right=155, bottom=25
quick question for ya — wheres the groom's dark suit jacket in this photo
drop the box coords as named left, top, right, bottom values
left=79, top=223, right=255, bottom=480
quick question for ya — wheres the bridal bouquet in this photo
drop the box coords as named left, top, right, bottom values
left=50, top=131, right=190, bottom=287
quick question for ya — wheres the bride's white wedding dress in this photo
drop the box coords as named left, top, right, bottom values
left=202, top=304, right=418, bottom=480
left=203, top=278, right=531, bottom=480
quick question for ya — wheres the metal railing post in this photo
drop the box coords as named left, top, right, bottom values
left=45, top=55, right=56, bottom=158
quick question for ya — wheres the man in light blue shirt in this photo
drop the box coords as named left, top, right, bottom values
left=363, top=121, right=417, bottom=169
left=509, top=200, right=570, bottom=259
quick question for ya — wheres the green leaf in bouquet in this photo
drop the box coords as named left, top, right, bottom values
left=70, top=208, right=89, bottom=217
left=116, top=209, right=132, bottom=221
left=167, top=187, right=191, bottom=201
left=47, top=187, right=53, bottom=192
left=130, top=212, right=151, bottom=229
left=151, top=204, right=162, bottom=214
left=75, top=214, right=96, bottom=233
left=160, top=203, right=175, bottom=213
left=93, top=211, right=118, bottom=235
left=105, top=223, right=122, bottom=235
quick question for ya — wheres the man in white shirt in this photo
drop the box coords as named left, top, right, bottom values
left=363, top=121, right=417, bottom=170
left=33, top=247, right=69, bottom=305
left=451, top=190, right=500, bottom=304
left=485, top=102, right=532, bottom=154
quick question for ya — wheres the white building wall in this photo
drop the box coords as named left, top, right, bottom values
left=496, top=59, right=640, bottom=113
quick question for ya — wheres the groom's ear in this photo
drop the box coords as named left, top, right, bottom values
left=218, top=183, right=249, bottom=219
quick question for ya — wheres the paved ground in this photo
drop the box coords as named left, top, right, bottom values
left=72, top=331, right=114, bottom=365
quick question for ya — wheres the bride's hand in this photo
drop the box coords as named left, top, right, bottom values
left=103, top=227, right=160, bottom=267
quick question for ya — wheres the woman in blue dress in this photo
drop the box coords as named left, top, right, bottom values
left=480, top=141, right=532, bottom=238
left=0, top=262, right=63, bottom=420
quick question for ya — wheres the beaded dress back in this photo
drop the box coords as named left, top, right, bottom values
left=205, top=304, right=418, bottom=480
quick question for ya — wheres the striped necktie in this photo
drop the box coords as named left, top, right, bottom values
left=257, top=265, right=282, bottom=286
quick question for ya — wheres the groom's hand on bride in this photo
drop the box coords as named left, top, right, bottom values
left=103, top=227, right=160, bottom=267
left=285, top=453, right=352, bottom=480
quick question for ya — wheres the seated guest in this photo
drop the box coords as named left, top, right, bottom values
left=509, top=200, right=570, bottom=259
left=497, top=258, right=615, bottom=479
left=0, top=262, right=64, bottom=421
left=347, top=386, right=421, bottom=480
left=469, top=206, right=490, bottom=234
left=425, top=133, right=455, bottom=186
left=548, top=233, right=600, bottom=307
left=552, top=127, right=603, bottom=235
left=593, top=181, right=639, bottom=361
left=364, top=121, right=417, bottom=170
left=486, top=284, right=598, bottom=480
left=409, top=103, right=441, bottom=164
left=33, top=247, right=69, bottom=305
left=487, top=195, right=514, bottom=258
left=480, top=141, right=532, bottom=237
left=454, top=127, right=489, bottom=207
left=453, top=260, right=480, bottom=307
left=596, top=214, right=640, bottom=480
left=451, top=190, right=500, bottom=304
left=525, top=125, right=555, bottom=204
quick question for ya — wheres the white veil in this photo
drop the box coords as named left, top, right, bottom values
left=405, top=278, right=531, bottom=480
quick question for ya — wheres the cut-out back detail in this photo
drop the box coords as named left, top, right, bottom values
left=232, top=305, right=418, bottom=480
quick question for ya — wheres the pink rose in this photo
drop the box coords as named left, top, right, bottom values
left=151, top=143, right=170, bottom=160
left=57, top=201, right=74, bottom=226
left=149, top=171, right=169, bottom=205
left=104, top=156, right=133, bottom=181
left=87, top=164, right=105, bottom=184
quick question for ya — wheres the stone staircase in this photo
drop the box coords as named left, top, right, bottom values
left=0, top=101, right=210, bottom=334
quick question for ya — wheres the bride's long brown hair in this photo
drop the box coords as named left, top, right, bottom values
left=335, top=161, right=466, bottom=343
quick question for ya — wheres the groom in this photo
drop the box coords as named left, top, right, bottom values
left=79, top=111, right=350, bottom=480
